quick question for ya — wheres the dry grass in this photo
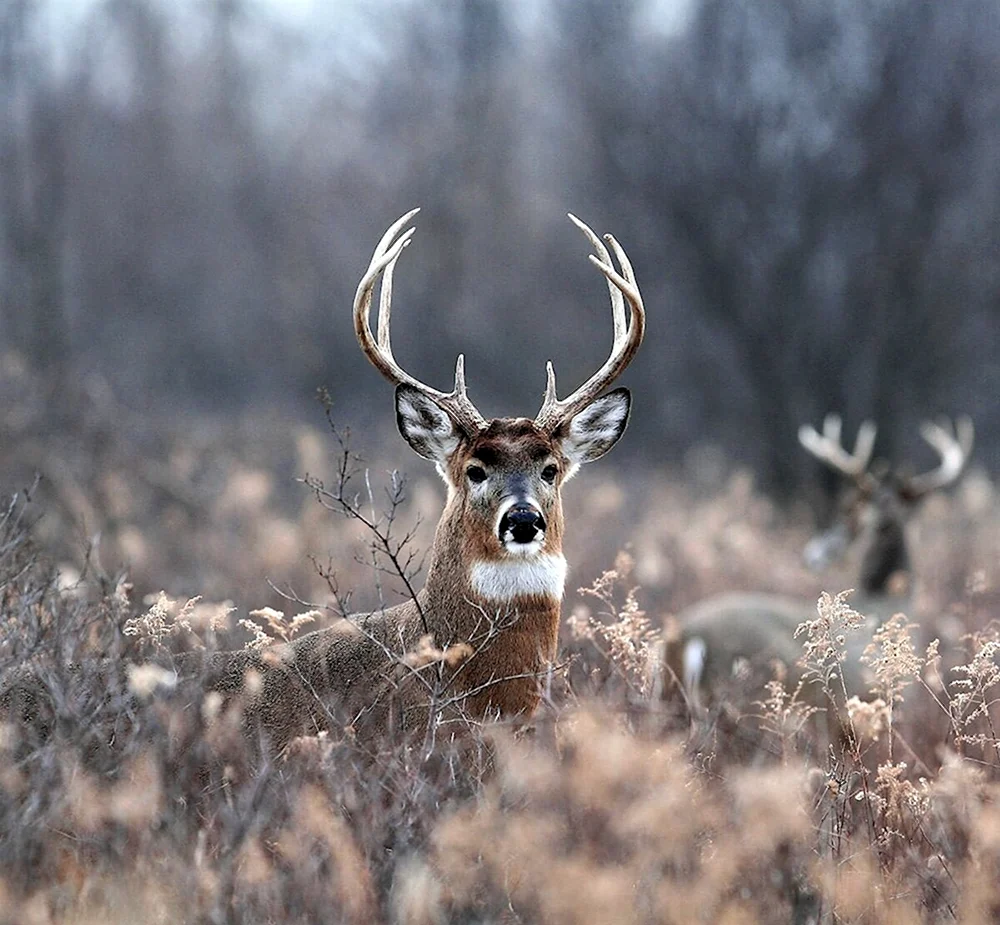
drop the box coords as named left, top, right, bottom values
left=2, top=360, right=1000, bottom=923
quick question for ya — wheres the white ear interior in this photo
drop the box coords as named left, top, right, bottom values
left=561, top=389, right=631, bottom=468
left=395, top=386, right=461, bottom=463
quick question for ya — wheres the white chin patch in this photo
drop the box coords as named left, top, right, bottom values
left=470, top=553, right=567, bottom=602
left=502, top=534, right=545, bottom=557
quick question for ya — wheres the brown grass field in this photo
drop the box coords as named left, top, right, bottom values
left=2, top=358, right=1000, bottom=924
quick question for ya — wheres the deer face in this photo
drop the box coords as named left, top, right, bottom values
left=395, top=385, right=631, bottom=559
left=804, top=477, right=909, bottom=572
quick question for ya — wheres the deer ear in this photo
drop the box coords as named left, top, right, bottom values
left=560, top=388, right=631, bottom=470
left=395, top=385, right=461, bottom=462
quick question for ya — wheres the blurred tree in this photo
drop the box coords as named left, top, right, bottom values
left=0, top=0, right=71, bottom=409
left=557, top=0, right=1000, bottom=496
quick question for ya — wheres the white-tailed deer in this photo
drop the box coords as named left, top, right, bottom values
left=664, top=415, right=974, bottom=719
left=193, top=209, right=645, bottom=749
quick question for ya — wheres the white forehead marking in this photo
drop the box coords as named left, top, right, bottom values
left=470, top=554, right=567, bottom=602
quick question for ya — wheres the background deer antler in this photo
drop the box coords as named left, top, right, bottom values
left=901, top=416, right=975, bottom=499
left=533, top=214, right=645, bottom=432
left=353, top=208, right=487, bottom=436
left=798, top=414, right=877, bottom=482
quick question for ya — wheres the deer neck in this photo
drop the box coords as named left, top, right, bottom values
left=858, top=514, right=910, bottom=600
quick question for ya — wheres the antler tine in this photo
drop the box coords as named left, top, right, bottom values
left=368, top=208, right=420, bottom=272
left=534, top=215, right=646, bottom=432
left=903, top=416, right=975, bottom=498
left=823, top=413, right=841, bottom=446
left=852, top=418, right=878, bottom=469
left=567, top=214, right=626, bottom=342
left=376, top=230, right=406, bottom=356
left=798, top=414, right=877, bottom=480
left=353, top=209, right=487, bottom=436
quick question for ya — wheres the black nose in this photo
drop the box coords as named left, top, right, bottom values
left=499, top=503, right=546, bottom=544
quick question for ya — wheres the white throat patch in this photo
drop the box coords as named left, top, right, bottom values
left=470, top=554, right=567, bottom=602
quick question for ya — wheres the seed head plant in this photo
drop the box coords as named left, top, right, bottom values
left=1, top=395, right=1000, bottom=924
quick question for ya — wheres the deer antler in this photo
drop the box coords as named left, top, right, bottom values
left=798, top=414, right=878, bottom=480
left=533, top=214, right=645, bottom=432
left=901, top=416, right=975, bottom=499
left=353, top=209, right=487, bottom=436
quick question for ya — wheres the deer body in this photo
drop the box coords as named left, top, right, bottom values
left=665, top=575, right=907, bottom=714
left=666, top=416, right=973, bottom=718
left=187, top=211, right=645, bottom=749
left=667, top=592, right=811, bottom=708
left=199, top=575, right=564, bottom=748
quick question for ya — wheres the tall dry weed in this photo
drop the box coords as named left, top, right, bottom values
left=1, top=394, right=999, bottom=923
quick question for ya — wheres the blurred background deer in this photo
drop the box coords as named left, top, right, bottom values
left=663, top=414, right=975, bottom=724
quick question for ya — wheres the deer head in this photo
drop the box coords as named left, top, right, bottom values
left=799, top=414, right=974, bottom=591
left=353, top=209, right=644, bottom=601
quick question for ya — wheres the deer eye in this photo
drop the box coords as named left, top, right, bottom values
left=467, top=465, right=487, bottom=484
left=541, top=464, right=559, bottom=484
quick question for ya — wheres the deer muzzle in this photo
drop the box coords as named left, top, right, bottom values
left=498, top=501, right=546, bottom=550
left=803, top=522, right=851, bottom=571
